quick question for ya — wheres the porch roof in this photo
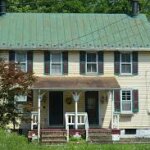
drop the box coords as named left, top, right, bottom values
left=31, top=77, right=120, bottom=90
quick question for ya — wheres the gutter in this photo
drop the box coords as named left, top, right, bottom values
left=0, top=47, right=150, bottom=52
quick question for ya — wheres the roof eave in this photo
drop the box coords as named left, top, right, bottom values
left=30, top=87, right=121, bottom=91
left=0, top=47, right=150, bottom=51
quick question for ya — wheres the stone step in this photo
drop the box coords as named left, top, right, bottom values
left=41, top=130, right=67, bottom=144
left=89, top=132, right=111, bottom=136
left=41, top=137, right=66, bottom=141
left=89, top=135, right=112, bottom=139
left=41, top=139, right=67, bottom=144
left=41, top=134, right=66, bottom=138
left=41, top=134, right=66, bottom=137
left=89, top=137, right=112, bottom=142
left=41, top=131, right=66, bottom=136
left=41, top=130, right=66, bottom=133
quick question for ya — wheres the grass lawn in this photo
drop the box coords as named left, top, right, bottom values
left=0, top=129, right=150, bottom=150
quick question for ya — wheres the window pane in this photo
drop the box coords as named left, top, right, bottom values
left=122, top=101, right=131, bottom=111
left=15, top=95, right=27, bottom=102
left=87, top=53, right=96, bottom=62
left=51, top=64, right=61, bottom=74
left=19, top=63, right=26, bottom=72
left=16, top=52, right=26, bottom=62
left=52, top=53, right=61, bottom=62
left=122, top=64, right=131, bottom=73
left=122, top=91, right=131, bottom=101
left=122, top=91, right=131, bottom=112
left=87, top=64, right=92, bottom=72
left=87, top=64, right=97, bottom=73
left=121, top=53, right=131, bottom=62
left=91, top=64, right=97, bottom=72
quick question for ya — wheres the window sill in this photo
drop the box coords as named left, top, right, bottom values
left=120, top=112, right=133, bottom=116
left=118, top=74, right=134, bottom=76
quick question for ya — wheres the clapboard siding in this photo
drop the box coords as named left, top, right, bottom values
left=0, top=51, right=9, bottom=61
left=33, top=51, right=44, bottom=76
left=68, top=52, right=80, bottom=76
left=1, top=50, right=150, bottom=129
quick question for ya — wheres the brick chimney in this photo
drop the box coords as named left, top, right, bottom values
left=0, top=0, right=6, bottom=15
left=132, top=0, right=139, bottom=16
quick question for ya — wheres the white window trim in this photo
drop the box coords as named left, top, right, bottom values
left=86, top=52, right=98, bottom=74
left=50, top=52, right=62, bottom=75
left=120, top=89, right=133, bottom=114
left=15, top=51, right=27, bottom=72
left=120, top=53, right=132, bottom=75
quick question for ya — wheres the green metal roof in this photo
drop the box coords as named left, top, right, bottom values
left=0, top=13, right=150, bottom=51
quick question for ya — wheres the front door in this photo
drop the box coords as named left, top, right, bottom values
left=85, top=91, right=99, bottom=125
left=49, top=91, right=63, bottom=126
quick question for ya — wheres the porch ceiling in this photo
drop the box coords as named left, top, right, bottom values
left=31, top=77, right=120, bottom=90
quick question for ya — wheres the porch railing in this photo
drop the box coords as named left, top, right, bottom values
left=112, top=113, right=120, bottom=129
left=31, top=111, right=38, bottom=130
left=65, top=112, right=89, bottom=142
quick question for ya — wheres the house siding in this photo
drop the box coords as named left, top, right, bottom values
left=1, top=50, right=150, bottom=129
left=0, top=51, right=9, bottom=61
left=33, top=51, right=44, bottom=76
left=117, top=52, right=150, bottom=129
left=68, top=51, right=80, bottom=76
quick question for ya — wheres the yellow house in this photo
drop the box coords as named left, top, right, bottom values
left=1, top=0, right=150, bottom=143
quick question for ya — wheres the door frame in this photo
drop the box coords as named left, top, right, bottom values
left=48, top=91, right=64, bottom=127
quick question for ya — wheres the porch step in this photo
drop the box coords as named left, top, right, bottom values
left=41, top=129, right=67, bottom=144
left=88, top=129, right=112, bottom=144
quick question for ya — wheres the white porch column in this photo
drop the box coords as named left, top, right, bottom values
left=37, top=90, right=41, bottom=143
left=72, top=91, right=80, bottom=130
left=111, top=90, right=114, bottom=129
left=75, top=101, right=78, bottom=129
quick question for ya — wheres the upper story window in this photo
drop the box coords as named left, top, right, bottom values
left=51, top=52, right=62, bottom=75
left=121, top=90, right=132, bottom=113
left=114, top=51, right=138, bottom=76
left=86, top=52, right=98, bottom=73
left=80, top=51, right=104, bottom=75
left=44, top=51, right=68, bottom=75
left=15, top=52, right=27, bottom=72
left=120, top=53, right=132, bottom=75
left=9, top=51, right=33, bottom=73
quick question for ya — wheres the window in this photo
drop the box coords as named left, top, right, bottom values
left=121, top=90, right=132, bottom=113
left=15, top=52, right=27, bottom=72
left=125, top=129, right=136, bottom=135
left=15, top=95, right=27, bottom=102
left=120, top=53, right=132, bottom=74
left=86, top=52, right=98, bottom=73
left=50, top=52, right=62, bottom=75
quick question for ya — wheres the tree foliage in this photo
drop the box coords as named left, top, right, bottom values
left=5, top=0, right=150, bottom=19
left=0, top=60, right=36, bottom=129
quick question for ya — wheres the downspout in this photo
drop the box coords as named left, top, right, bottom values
left=37, top=89, right=41, bottom=143
left=111, top=90, right=114, bottom=129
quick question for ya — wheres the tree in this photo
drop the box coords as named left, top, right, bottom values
left=5, top=0, right=150, bottom=19
left=0, top=60, right=36, bottom=129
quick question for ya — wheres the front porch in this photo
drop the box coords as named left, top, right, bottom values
left=30, top=90, right=120, bottom=143
left=29, top=76, right=120, bottom=143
